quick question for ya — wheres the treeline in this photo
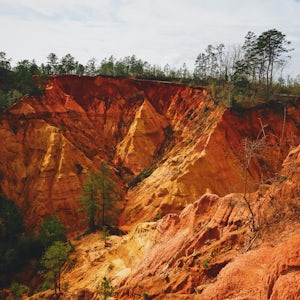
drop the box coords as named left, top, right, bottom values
left=1, top=28, right=299, bottom=112
left=0, top=52, right=191, bottom=83
left=0, top=53, right=46, bottom=112
left=194, top=29, right=299, bottom=104
left=0, top=52, right=191, bottom=112
left=41, top=53, right=192, bottom=81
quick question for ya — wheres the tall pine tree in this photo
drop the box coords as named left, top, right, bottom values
left=78, top=163, right=119, bottom=232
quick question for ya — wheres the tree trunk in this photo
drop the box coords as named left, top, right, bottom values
left=102, top=179, right=105, bottom=227
left=54, top=274, right=58, bottom=298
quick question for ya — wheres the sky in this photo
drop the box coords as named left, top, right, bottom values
left=1, top=0, right=300, bottom=78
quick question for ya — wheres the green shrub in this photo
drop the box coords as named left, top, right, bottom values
left=96, top=277, right=114, bottom=300
left=202, top=258, right=210, bottom=269
left=41, top=280, right=52, bottom=291
left=143, top=292, right=150, bottom=299
left=10, top=282, right=29, bottom=300
left=38, top=214, right=66, bottom=249
left=135, top=93, right=143, bottom=100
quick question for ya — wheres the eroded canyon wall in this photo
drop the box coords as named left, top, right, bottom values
left=0, top=75, right=299, bottom=233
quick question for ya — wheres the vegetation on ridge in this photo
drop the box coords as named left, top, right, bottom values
left=0, top=28, right=299, bottom=112
left=0, top=28, right=299, bottom=298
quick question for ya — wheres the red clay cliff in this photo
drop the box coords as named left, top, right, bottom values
left=0, top=75, right=300, bottom=299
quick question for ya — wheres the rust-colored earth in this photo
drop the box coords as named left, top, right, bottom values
left=0, top=75, right=299, bottom=299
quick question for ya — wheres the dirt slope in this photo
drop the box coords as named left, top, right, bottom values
left=1, top=76, right=299, bottom=232
left=0, top=75, right=300, bottom=299
left=60, top=145, right=300, bottom=300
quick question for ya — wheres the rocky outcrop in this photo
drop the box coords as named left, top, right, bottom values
left=59, top=155, right=300, bottom=299
left=115, top=99, right=169, bottom=174
left=120, top=100, right=300, bottom=230
left=199, top=234, right=300, bottom=300
left=116, top=193, right=250, bottom=299
left=119, top=145, right=299, bottom=298
left=1, top=76, right=211, bottom=231
left=1, top=75, right=300, bottom=298
left=0, top=75, right=299, bottom=233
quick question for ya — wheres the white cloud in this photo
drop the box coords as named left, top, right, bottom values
left=1, top=0, right=299, bottom=76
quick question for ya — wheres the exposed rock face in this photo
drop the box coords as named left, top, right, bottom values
left=1, top=76, right=209, bottom=231
left=199, top=234, right=300, bottom=300
left=116, top=99, right=169, bottom=174
left=1, top=75, right=300, bottom=298
left=120, top=100, right=300, bottom=230
left=117, top=193, right=251, bottom=298
left=59, top=146, right=300, bottom=299
left=0, top=75, right=299, bottom=234
left=58, top=144, right=299, bottom=298
left=118, top=145, right=300, bottom=299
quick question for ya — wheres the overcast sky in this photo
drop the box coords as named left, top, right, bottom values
left=1, top=0, right=300, bottom=78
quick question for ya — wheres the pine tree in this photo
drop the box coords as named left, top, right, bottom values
left=40, top=241, right=70, bottom=297
left=78, top=162, right=119, bottom=232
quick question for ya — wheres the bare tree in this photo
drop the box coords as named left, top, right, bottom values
left=223, top=44, right=242, bottom=80
left=242, top=129, right=267, bottom=232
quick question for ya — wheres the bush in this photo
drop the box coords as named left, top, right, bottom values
left=0, top=196, right=25, bottom=280
left=96, top=277, right=114, bottom=300
left=38, top=215, right=66, bottom=249
left=0, top=194, right=43, bottom=288
left=202, top=258, right=210, bottom=269
left=10, top=282, right=29, bottom=300
left=143, top=292, right=150, bottom=299
left=41, top=280, right=52, bottom=291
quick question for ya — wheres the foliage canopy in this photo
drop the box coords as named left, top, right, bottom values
left=38, top=214, right=67, bottom=249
